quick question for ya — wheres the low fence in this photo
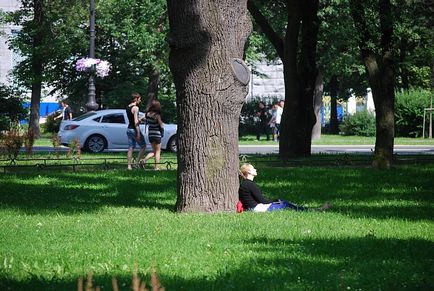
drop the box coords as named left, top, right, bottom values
left=0, top=157, right=178, bottom=173
left=1, top=154, right=434, bottom=174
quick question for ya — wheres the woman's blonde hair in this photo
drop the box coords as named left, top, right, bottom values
left=239, top=163, right=253, bottom=179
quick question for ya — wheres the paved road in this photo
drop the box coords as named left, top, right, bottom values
left=28, top=145, right=434, bottom=155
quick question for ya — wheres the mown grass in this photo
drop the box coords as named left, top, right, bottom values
left=239, top=134, right=434, bottom=145
left=0, top=164, right=433, bottom=290
left=30, top=134, right=434, bottom=147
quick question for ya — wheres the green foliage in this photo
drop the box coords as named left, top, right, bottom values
left=395, top=89, right=432, bottom=137
left=3, top=0, right=176, bottom=112
left=317, top=0, right=367, bottom=98
left=239, top=98, right=275, bottom=136
left=0, top=129, right=24, bottom=159
left=0, top=164, right=433, bottom=289
left=0, top=85, right=27, bottom=131
left=158, top=93, right=177, bottom=124
left=42, top=112, right=61, bottom=134
left=339, top=110, right=376, bottom=136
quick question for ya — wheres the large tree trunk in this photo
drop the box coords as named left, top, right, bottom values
left=279, top=0, right=319, bottom=158
left=167, top=0, right=252, bottom=212
left=350, top=0, right=395, bottom=168
left=28, top=0, right=45, bottom=138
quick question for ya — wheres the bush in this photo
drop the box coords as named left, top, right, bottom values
left=395, top=89, right=431, bottom=137
left=42, top=112, right=61, bottom=133
left=339, top=110, right=376, bottom=136
left=0, top=85, right=27, bottom=131
left=0, top=129, right=24, bottom=160
left=239, top=98, right=277, bottom=136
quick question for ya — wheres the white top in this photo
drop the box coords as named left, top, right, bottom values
left=275, top=107, right=283, bottom=124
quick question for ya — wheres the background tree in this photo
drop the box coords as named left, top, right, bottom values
left=393, top=0, right=434, bottom=91
left=247, top=0, right=320, bottom=158
left=317, top=0, right=367, bottom=134
left=167, top=0, right=252, bottom=212
left=4, top=0, right=177, bottom=124
left=4, top=0, right=88, bottom=136
left=349, top=0, right=395, bottom=168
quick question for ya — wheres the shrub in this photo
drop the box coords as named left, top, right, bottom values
left=239, top=98, right=277, bottom=136
left=339, top=110, right=376, bottom=136
left=43, top=112, right=61, bottom=133
left=395, top=89, right=431, bottom=137
left=0, top=85, right=27, bottom=131
left=0, top=129, right=24, bottom=160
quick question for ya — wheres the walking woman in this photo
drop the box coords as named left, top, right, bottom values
left=142, top=99, right=164, bottom=170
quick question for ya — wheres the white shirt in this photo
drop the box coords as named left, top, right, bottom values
left=275, top=107, right=283, bottom=124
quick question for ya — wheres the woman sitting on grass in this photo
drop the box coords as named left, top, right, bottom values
left=238, top=163, right=331, bottom=212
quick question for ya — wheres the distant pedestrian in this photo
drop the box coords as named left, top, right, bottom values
left=275, top=100, right=283, bottom=141
left=255, top=101, right=270, bottom=141
left=126, top=93, right=146, bottom=170
left=54, top=101, right=73, bottom=121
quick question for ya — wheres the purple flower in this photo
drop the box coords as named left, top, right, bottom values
left=75, top=58, right=111, bottom=78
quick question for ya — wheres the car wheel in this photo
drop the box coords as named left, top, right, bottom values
left=167, top=135, right=177, bottom=153
left=85, top=134, right=107, bottom=153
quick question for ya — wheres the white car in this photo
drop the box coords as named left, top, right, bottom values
left=58, top=109, right=177, bottom=153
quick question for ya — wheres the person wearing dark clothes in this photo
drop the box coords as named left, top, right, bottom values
left=255, top=102, right=270, bottom=141
left=126, top=93, right=146, bottom=170
left=141, top=99, right=164, bottom=170
left=54, top=101, right=73, bottom=121
left=238, top=163, right=331, bottom=212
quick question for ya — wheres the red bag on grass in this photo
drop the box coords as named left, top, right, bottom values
left=236, top=201, right=244, bottom=213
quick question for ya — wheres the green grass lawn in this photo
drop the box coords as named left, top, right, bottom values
left=239, top=134, right=434, bottom=145
left=31, top=134, right=434, bottom=147
left=1, top=164, right=433, bottom=290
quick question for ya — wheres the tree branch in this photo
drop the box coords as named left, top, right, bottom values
left=247, top=0, right=284, bottom=59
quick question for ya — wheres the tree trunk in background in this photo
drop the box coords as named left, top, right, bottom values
left=146, top=68, right=160, bottom=99
left=167, top=0, right=252, bottom=212
left=350, top=0, right=395, bottom=168
left=312, top=71, right=323, bottom=140
left=329, top=75, right=339, bottom=134
left=28, top=0, right=45, bottom=138
left=279, top=0, right=319, bottom=158
left=145, top=69, right=160, bottom=109
left=398, top=38, right=409, bottom=90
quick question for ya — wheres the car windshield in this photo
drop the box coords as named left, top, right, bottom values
left=73, top=112, right=98, bottom=121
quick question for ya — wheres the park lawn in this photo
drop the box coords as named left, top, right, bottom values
left=239, top=134, right=434, bottom=145
left=0, top=165, right=433, bottom=290
left=32, top=134, right=434, bottom=147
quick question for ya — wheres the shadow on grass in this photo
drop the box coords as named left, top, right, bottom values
left=259, top=165, right=434, bottom=221
left=1, top=236, right=432, bottom=290
left=0, top=170, right=178, bottom=214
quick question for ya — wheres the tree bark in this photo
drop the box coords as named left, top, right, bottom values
left=279, top=0, right=319, bottom=158
left=146, top=68, right=160, bottom=99
left=28, top=0, right=45, bottom=138
left=329, top=75, right=339, bottom=134
left=247, top=0, right=319, bottom=158
left=350, top=0, right=395, bottom=168
left=167, top=0, right=252, bottom=212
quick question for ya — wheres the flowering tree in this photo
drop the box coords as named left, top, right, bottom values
left=75, top=58, right=111, bottom=78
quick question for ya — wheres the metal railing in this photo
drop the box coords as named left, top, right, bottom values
left=2, top=154, right=434, bottom=174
